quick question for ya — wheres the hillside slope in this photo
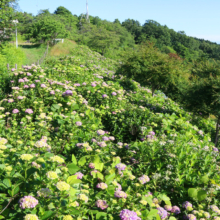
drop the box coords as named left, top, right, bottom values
left=0, top=45, right=219, bottom=220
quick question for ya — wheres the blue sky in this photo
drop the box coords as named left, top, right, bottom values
left=18, top=0, right=220, bottom=44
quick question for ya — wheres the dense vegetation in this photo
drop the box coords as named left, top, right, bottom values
left=0, top=43, right=219, bottom=220
left=11, top=6, right=220, bottom=62
left=1, top=1, right=220, bottom=220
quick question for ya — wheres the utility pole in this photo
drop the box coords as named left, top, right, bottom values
left=86, top=0, right=90, bottom=23
left=12, top=20, right=19, bottom=48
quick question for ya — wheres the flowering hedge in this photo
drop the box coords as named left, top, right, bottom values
left=0, top=45, right=219, bottom=219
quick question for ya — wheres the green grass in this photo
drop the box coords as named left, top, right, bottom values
left=19, top=44, right=48, bottom=65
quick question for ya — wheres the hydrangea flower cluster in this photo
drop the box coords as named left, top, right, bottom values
left=19, top=196, right=39, bottom=209
left=114, top=191, right=127, bottom=198
left=138, top=175, right=150, bottom=184
left=183, top=201, right=193, bottom=211
left=96, top=182, right=108, bottom=190
left=115, top=163, right=127, bottom=171
left=74, top=172, right=84, bottom=179
left=157, top=207, right=168, bottom=220
left=56, top=181, right=70, bottom=191
left=24, top=214, right=39, bottom=220
left=96, top=200, right=108, bottom=210
left=119, top=209, right=141, bottom=220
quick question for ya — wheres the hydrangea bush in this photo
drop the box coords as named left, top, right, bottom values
left=0, top=45, right=219, bottom=219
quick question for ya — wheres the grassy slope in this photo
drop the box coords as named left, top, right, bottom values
left=19, top=39, right=77, bottom=66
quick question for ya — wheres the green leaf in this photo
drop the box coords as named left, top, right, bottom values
left=96, top=212, right=107, bottom=220
left=27, top=167, right=38, bottom=179
left=67, top=163, right=80, bottom=174
left=141, top=210, right=149, bottom=218
left=200, top=175, right=209, bottom=184
left=69, top=187, right=77, bottom=198
left=97, top=172, right=104, bottom=180
left=41, top=211, right=55, bottom=220
left=95, top=163, right=104, bottom=171
left=169, top=217, right=177, bottom=220
left=197, top=190, right=207, bottom=201
left=147, top=209, right=159, bottom=219
left=51, top=104, right=60, bottom=110
left=78, top=156, right=88, bottom=166
left=107, top=185, right=115, bottom=196
left=158, top=194, right=171, bottom=205
left=0, top=215, right=5, bottom=219
left=188, top=188, right=198, bottom=198
left=3, top=179, right=11, bottom=188
left=69, top=208, right=80, bottom=215
left=67, top=175, right=82, bottom=184
left=72, top=155, right=77, bottom=165
left=105, top=173, right=115, bottom=185
left=145, top=196, right=153, bottom=205
left=11, top=184, right=20, bottom=196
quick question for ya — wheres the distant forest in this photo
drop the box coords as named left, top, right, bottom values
left=3, top=5, right=220, bottom=62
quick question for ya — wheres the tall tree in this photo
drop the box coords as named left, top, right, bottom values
left=0, top=0, right=18, bottom=42
left=27, top=15, right=67, bottom=48
left=54, top=6, right=72, bottom=16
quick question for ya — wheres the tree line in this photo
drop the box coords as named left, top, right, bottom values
left=1, top=3, right=220, bottom=62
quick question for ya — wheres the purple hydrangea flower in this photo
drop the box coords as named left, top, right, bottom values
left=116, top=183, right=122, bottom=191
left=102, top=136, right=109, bottom=141
left=75, top=121, right=82, bottom=126
left=96, top=200, right=108, bottom=210
left=18, top=79, right=24, bottom=83
left=102, top=94, right=108, bottom=98
left=41, top=84, right=46, bottom=88
left=164, top=205, right=172, bottom=211
left=89, top=163, right=95, bottom=169
left=62, top=90, right=73, bottom=97
left=30, top=84, right=35, bottom=88
left=120, top=209, right=141, bottom=220
left=96, top=183, right=108, bottom=190
left=74, top=172, right=84, bottom=179
left=50, top=90, right=55, bottom=95
left=109, top=136, right=115, bottom=141
left=171, top=206, right=181, bottom=214
left=35, top=80, right=40, bottom=83
left=112, top=92, right=117, bottom=96
left=97, top=130, right=105, bottom=135
left=12, top=109, right=19, bottom=114
left=97, top=142, right=107, bottom=147
left=157, top=207, right=168, bottom=220
left=182, top=201, right=192, bottom=209
left=213, top=147, right=219, bottom=152
left=187, top=214, right=196, bottom=220
left=114, top=191, right=127, bottom=198
left=11, top=68, right=16, bottom=72
left=115, top=163, right=126, bottom=171
left=138, top=175, right=150, bottom=184
left=25, top=109, right=33, bottom=114
left=23, top=85, right=29, bottom=88
left=91, top=83, right=96, bottom=87
left=19, top=196, right=38, bottom=209
left=27, top=72, right=32, bottom=76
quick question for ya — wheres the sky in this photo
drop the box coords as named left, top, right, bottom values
left=17, top=0, right=220, bottom=44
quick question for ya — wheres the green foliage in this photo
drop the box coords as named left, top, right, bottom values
left=54, top=6, right=72, bottom=16
left=0, top=43, right=25, bottom=69
left=118, top=43, right=189, bottom=96
left=26, top=15, right=68, bottom=45
left=0, top=0, right=17, bottom=42
left=0, top=44, right=219, bottom=220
